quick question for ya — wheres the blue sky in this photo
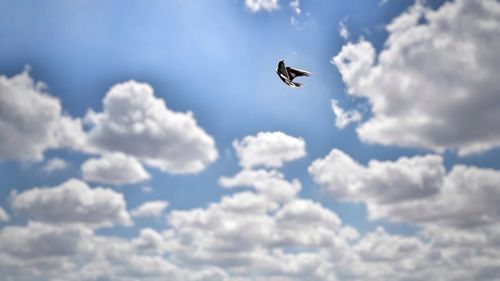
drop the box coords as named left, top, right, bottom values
left=1, top=0, right=500, bottom=280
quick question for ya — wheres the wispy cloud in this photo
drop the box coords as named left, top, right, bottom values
left=42, top=157, right=68, bottom=174
left=131, top=201, right=169, bottom=218
left=331, top=99, right=361, bottom=128
left=245, top=0, right=279, bottom=12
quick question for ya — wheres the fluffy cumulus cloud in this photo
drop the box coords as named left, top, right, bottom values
left=131, top=201, right=169, bottom=218
left=0, top=70, right=85, bottom=163
left=0, top=156, right=355, bottom=281
left=331, top=99, right=362, bottom=129
left=132, top=228, right=169, bottom=255
left=309, top=149, right=444, bottom=204
left=157, top=134, right=353, bottom=281
left=162, top=147, right=500, bottom=281
left=219, top=169, right=301, bottom=203
left=349, top=224, right=500, bottom=281
left=82, top=152, right=150, bottom=185
left=85, top=80, right=218, bottom=174
left=11, top=178, right=132, bottom=227
left=2, top=157, right=500, bottom=280
left=2, top=218, right=499, bottom=281
left=309, top=148, right=500, bottom=229
left=0, top=222, right=92, bottom=260
left=166, top=189, right=348, bottom=280
left=233, top=131, right=306, bottom=169
left=0, top=71, right=218, bottom=177
left=245, top=0, right=279, bottom=12
left=372, top=164, right=500, bottom=228
left=1, top=1, right=500, bottom=280
left=333, top=0, right=500, bottom=155
left=0, top=221, right=224, bottom=281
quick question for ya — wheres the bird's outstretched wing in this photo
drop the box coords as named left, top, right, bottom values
left=286, top=67, right=311, bottom=80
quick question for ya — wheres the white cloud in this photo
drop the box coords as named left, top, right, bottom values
left=0, top=216, right=498, bottom=281
left=309, top=148, right=500, bottom=229
left=233, top=131, right=306, bottom=169
left=82, top=152, right=150, bottom=185
left=218, top=191, right=279, bottom=214
left=0, top=221, right=222, bottom=281
left=219, top=169, right=301, bottom=203
left=273, top=199, right=343, bottom=248
left=165, top=157, right=350, bottom=281
left=132, top=228, right=169, bottom=255
left=0, top=221, right=92, bottom=260
left=85, top=80, right=218, bottom=174
left=347, top=223, right=500, bottom=281
left=348, top=226, right=436, bottom=281
left=141, top=185, right=153, bottom=193
left=309, top=149, right=443, bottom=204
left=338, top=20, right=350, bottom=40
left=131, top=200, right=169, bottom=218
left=11, top=178, right=132, bottom=228
left=371, top=164, right=500, bottom=228
left=0, top=218, right=493, bottom=281
left=2, top=175, right=500, bottom=281
left=245, top=0, right=279, bottom=12
left=354, top=227, right=428, bottom=263
left=167, top=192, right=348, bottom=280
left=331, top=99, right=361, bottom=129
left=290, top=0, right=301, bottom=15
left=0, top=207, right=9, bottom=222
left=42, top=157, right=68, bottom=174
left=333, top=0, right=500, bottom=155
left=0, top=70, right=85, bottom=163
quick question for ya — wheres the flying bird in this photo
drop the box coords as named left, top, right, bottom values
left=276, top=60, right=311, bottom=88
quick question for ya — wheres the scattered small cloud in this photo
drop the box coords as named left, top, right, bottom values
left=141, top=185, right=153, bottom=193
left=131, top=200, right=169, bottom=218
left=0, top=207, right=9, bottom=222
left=245, top=0, right=279, bottom=12
left=338, top=19, right=350, bottom=40
left=331, top=99, right=362, bottom=129
left=41, top=157, right=68, bottom=174
left=290, top=0, right=301, bottom=15
left=82, top=152, right=150, bottom=185
left=220, top=169, right=301, bottom=203
left=232, top=131, right=306, bottom=169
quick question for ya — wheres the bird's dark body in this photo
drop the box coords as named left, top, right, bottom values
left=276, top=60, right=311, bottom=88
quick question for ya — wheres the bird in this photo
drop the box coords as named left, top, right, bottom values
left=276, top=60, right=311, bottom=88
